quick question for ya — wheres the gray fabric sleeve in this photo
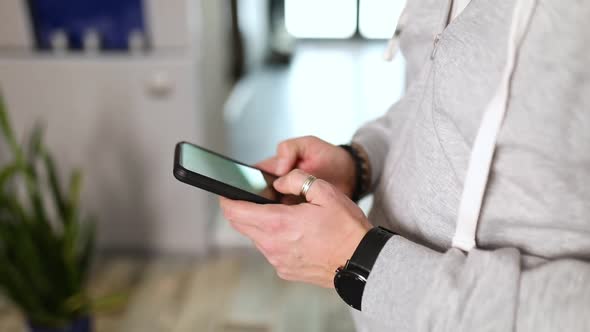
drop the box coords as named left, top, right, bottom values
left=351, top=59, right=432, bottom=192
left=352, top=88, right=420, bottom=191
left=362, top=236, right=590, bottom=331
left=352, top=113, right=394, bottom=190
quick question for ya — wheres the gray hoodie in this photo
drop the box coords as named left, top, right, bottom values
left=351, top=0, right=590, bottom=331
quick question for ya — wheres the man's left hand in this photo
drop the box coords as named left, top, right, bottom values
left=219, top=169, right=372, bottom=288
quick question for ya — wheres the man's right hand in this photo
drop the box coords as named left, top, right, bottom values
left=257, top=136, right=357, bottom=198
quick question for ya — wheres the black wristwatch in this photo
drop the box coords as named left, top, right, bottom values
left=334, top=226, right=395, bottom=311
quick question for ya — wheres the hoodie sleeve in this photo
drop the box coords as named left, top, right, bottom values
left=351, top=109, right=397, bottom=191
left=352, top=72, right=428, bottom=191
left=361, top=236, right=590, bottom=331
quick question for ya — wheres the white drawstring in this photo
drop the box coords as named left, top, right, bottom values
left=383, top=9, right=408, bottom=62
left=451, top=0, right=471, bottom=22
left=452, top=0, right=537, bottom=252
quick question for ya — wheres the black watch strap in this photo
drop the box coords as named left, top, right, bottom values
left=349, top=226, right=395, bottom=273
left=334, top=226, right=395, bottom=310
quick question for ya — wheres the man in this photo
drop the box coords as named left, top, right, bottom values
left=220, top=0, right=590, bottom=330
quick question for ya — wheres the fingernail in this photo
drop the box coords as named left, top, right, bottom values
left=273, top=176, right=284, bottom=188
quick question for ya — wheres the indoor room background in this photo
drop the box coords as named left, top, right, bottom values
left=0, top=0, right=406, bottom=330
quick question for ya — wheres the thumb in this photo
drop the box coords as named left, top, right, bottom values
left=273, top=169, right=334, bottom=206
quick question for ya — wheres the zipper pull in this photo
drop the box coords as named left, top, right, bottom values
left=431, top=33, right=441, bottom=59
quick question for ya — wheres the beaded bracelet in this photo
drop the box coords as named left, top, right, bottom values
left=339, top=144, right=371, bottom=202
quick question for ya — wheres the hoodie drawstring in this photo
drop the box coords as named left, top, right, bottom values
left=452, top=0, right=537, bottom=252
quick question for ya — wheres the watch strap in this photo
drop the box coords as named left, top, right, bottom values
left=349, top=226, right=395, bottom=273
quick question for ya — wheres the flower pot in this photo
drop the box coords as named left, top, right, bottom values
left=28, top=316, right=92, bottom=332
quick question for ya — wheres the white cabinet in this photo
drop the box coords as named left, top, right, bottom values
left=0, top=55, right=218, bottom=254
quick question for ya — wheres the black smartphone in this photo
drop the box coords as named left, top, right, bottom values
left=173, top=141, right=281, bottom=204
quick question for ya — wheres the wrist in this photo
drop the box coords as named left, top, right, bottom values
left=330, top=222, right=370, bottom=277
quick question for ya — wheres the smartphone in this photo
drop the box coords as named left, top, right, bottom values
left=173, top=141, right=281, bottom=204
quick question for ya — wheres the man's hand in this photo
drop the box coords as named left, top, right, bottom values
left=256, top=136, right=357, bottom=198
left=219, top=169, right=371, bottom=288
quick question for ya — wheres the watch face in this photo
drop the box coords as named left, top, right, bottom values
left=334, top=269, right=366, bottom=311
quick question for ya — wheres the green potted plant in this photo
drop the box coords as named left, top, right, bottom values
left=0, top=93, right=96, bottom=332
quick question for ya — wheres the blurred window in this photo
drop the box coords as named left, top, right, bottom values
left=285, top=0, right=357, bottom=39
left=285, top=0, right=406, bottom=39
left=359, top=0, right=406, bottom=39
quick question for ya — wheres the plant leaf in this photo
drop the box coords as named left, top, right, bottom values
left=23, top=164, right=51, bottom=231
left=0, top=94, right=99, bottom=324
left=6, top=221, right=52, bottom=296
left=0, top=93, right=21, bottom=157
left=43, top=151, right=68, bottom=223
left=0, top=192, right=29, bottom=222
left=0, top=161, right=21, bottom=192
left=77, top=218, right=96, bottom=284
left=89, top=292, right=129, bottom=313
left=0, top=249, right=44, bottom=315
left=67, top=169, right=82, bottom=222
left=62, top=214, right=80, bottom=291
left=27, top=123, right=45, bottom=165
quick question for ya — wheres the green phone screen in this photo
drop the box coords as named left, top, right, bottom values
left=180, top=143, right=278, bottom=200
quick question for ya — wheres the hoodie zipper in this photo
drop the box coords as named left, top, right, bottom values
left=431, top=0, right=456, bottom=59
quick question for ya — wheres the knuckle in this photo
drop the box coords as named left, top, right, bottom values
left=259, top=240, right=277, bottom=255
left=263, top=217, right=284, bottom=233
left=228, top=219, right=238, bottom=230
left=277, top=141, right=292, bottom=155
left=291, top=168, right=306, bottom=176
left=221, top=208, right=234, bottom=222
left=276, top=269, right=292, bottom=281
left=304, top=135, right=324, bottom=147
left=289, top=169, right=307, bottom=186
left=267, top=255, right=280, bottom=267
left=320, top=181, right=338, bottom=199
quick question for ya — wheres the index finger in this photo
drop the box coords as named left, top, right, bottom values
left=275, top=138, right=309, bottom=175
left=254, top=156, right=279, bottom=174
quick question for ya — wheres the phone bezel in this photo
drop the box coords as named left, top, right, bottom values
left=173, top=141, right=280, bottom=204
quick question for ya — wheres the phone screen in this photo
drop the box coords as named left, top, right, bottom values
left=179, top=142, right=279, bottom=201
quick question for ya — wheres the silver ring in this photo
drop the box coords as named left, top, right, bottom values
left=300, top=175, right=317, bottom=200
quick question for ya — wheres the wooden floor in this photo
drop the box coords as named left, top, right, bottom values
left=0, top=250, right=355, bottom=332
